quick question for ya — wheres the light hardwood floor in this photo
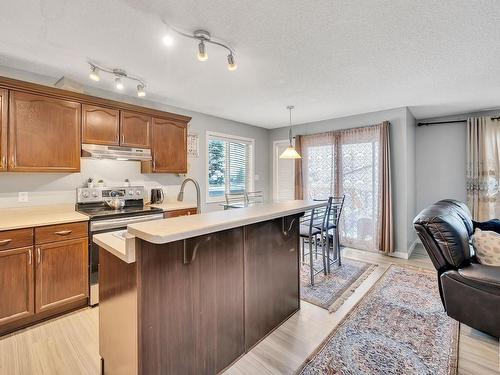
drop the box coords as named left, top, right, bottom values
left=0, top=247, right=498, bottom=375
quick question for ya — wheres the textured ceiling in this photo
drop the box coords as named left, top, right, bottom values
left=0, top=0, right=499, bottom=128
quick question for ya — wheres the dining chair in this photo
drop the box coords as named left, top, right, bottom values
left=318, top=195, right=345, bottom=272
left=300, top=201, right=329, bottom=285
left=224, top=192, right=247, bottom=210
left=245, top=191, right=264, bottom=205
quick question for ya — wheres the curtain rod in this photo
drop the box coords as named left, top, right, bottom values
left=417, top=116, right=500, bottom=127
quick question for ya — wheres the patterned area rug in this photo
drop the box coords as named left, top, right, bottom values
left=299, top=265, right=459, bottom=375
left=301, top=258, right=377, bottom=312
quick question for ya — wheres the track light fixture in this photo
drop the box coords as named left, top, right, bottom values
left=197, top=40, right=208, bottom=61
left=89, top=64, right=100, bottom=81
left=227, top=53, right=237, bottom=71
left=87, top=62, right=146, bottom=97
left=136, top=84, right=146, bottom=97
left=162, top=23, right=238, bottom=71
left=114, top=76, right=124, bottom=90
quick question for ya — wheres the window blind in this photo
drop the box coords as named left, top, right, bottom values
left=208, top=134, right=253, bottom=199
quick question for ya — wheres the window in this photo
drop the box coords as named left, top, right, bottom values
left=207, top=132, right=254, bottom=202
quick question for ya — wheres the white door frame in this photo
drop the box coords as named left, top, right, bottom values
left=272, top=139, right=295, bottom=201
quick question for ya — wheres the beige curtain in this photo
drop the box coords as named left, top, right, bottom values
left=467, top=117, right=500, bottom=221
left=294, top=135, right=304, bottom=199
left=294, top=122, right=394, bottom=253
left=378, top=121, right=393, bottom=253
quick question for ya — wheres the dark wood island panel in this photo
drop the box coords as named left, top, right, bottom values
left=99, top=214, right=301, bottom=375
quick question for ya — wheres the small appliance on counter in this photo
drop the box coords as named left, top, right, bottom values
left=150, top=188, right=164, bottom=204
left=75, top=185, right=164, bottom=306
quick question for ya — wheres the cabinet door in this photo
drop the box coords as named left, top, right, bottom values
left=163, top=208, right=197, bottom=218
left=0, top=247, right=34, bottom=325
left=149, top=118, right=187, bottom=173
left=8, top=91, right=81, bottom=172
left=35, top=238, right=88, bottom=314
left=244, top=215, right=300, bottom=350
left=82, top=104, right=119, bottom=146
left=120, top=111, right=151, bottom=148
left=0, top=89, right=7, bottom=171
left=139, top=227, right=245, bottom=374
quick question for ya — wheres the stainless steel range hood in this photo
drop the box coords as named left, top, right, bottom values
left=81, top=144, right=152, bottom=161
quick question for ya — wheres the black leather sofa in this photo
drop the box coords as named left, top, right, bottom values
left=414, top=199, right=500, bottom=338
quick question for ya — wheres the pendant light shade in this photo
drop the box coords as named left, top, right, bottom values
left=280, top=105, right=302, bottom=159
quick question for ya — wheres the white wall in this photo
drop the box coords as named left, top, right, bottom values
left=415, top=109, right=500, bottom=213
left=269, top=107, right=416, bottom=256
left=405, top=108, right=417, bottom=250
left=0, top=66, right=270, bottom=211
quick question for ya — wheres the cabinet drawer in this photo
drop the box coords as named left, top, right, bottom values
left=0, top=228, right=33, bottom=251
left=164, top=208, right=197, bottom=219
left=35, top=222, right=88, bottom=244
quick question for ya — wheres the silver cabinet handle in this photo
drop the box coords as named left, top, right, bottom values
left=28, top=248, right=32, bottom=264
left=121, top=134, right=124, bottom=144
left=55, top=230, right=72, bottom=236
left=37, top=247, right=41, bottom=264
left=282, top=217, right=297, bottom=237
left=183, top=235, right=219, bottom=265
left=0, top=239, right=12, bottom=246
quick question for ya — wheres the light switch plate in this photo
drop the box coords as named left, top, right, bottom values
left=18, top=192, right=29, bottom=202
left=254, top=174, right=260, bottom=181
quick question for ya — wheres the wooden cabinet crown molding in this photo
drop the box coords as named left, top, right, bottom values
left=0, top=89, right=7, bottom=171
left=0, top=75, right=191, bottom=124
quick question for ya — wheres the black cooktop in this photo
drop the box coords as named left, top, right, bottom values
left=76, top=203, right=163, bottom=220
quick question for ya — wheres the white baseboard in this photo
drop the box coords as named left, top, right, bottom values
left=407, top=239, right=418, bottom=258
left=388, top=250, right=410, bottom=260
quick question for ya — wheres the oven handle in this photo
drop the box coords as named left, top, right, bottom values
left=90, top=213, right=164, bottom=232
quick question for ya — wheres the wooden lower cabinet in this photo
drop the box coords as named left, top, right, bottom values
left=138, top=228, right=245, bottom=374
left=0, top=247, right=34, bottom=325
left=35, top=238, right=88, bottom=314
left=163, top=208, right=197, bottom=218
left=244, top=215, right=301, bottom=350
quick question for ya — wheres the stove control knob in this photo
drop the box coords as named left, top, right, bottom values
left=128, top=190, right=134, bottom=196
left=82, top=192, right=89, bottom=198
left=136, top=190, right=142, bottom=196
left=92, top=192, right=99, bottom=198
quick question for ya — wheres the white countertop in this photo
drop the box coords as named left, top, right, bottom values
left=95, top=200, right=322, bottom=263
left=0, top=204, right=89, bottom=231
left=129, top=200, right=323, bottom=245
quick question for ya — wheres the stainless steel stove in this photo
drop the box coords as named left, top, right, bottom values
left=76, top=186, right=164, bottom=306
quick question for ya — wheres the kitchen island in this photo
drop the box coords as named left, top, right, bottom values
left=94, top=200, right=322, bottom=375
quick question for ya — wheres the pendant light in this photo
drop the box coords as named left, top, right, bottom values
left=280, top=105, right=302, bottom=159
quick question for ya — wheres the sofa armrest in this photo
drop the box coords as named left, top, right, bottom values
left=444, top=263, right=500, bottom=295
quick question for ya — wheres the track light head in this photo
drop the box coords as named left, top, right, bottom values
left=89, top=65, right=100, bottom=81
left=227, top=54, right=237, bottom=71
left=137, top=84, right=146, bottom=97
left=197, top=41, right=208, bottom=61
left=114, top=76, right=124, bottom=90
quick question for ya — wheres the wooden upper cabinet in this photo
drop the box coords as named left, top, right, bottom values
left=82, top=104, right=119, bottom=146
left=120, top=111, right=151, bottom=148
left=0, top=247, right=34, bottom=326
left=8, top=91, right=81, bottom=172
left=145, top=118, right=187, bottom=173
left=0, top=89, right=7, bottom=171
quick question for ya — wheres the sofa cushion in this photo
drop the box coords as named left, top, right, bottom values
left=472, top=229, right=500, bottom=266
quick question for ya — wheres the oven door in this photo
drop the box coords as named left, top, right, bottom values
left=89, top=213, right=164, bottom=306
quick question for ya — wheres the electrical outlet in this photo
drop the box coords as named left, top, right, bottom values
left=18, top=192, right=29, bottom=202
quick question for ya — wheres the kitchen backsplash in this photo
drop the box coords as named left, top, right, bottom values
left=0, top=159, right=198, bottom=208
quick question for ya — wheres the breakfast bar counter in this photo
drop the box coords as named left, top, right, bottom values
left=97, top=200, right=321, bottom=375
